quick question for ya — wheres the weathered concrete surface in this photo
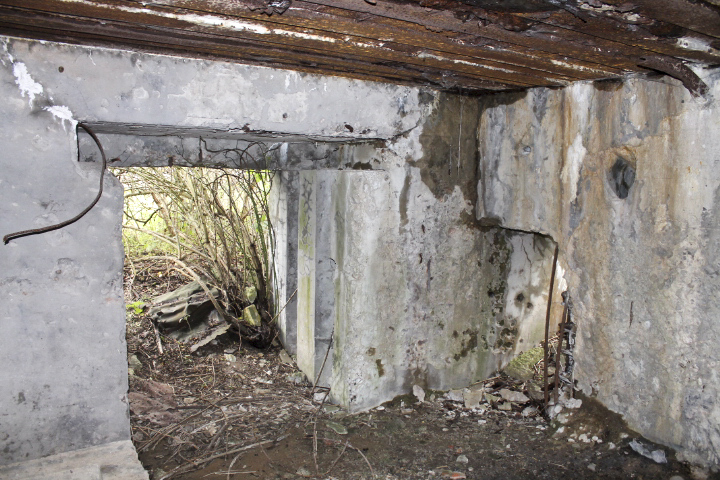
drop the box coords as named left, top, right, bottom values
left=269, top=170, right=299, bottom=355
left=0, top=440, right=148, bottom=480
left=0, top=35, right=558, bottom=463
left=477, top=68, right=720, bottom=466
left=0, top=35, right=421, bottom=464
left=0, top=43, right=129, bottom=463
left=298, top=93, right=559, bottom=408
left=0, top=38, right=422, bottom=139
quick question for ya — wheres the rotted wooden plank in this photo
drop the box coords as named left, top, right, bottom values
left=145, top=0, right=598, bottom=83
left=607, top=0, right=720, bottom=40
left=515, top=4, right=720, bottom=65
left=301, top=0, right=642, bottom=74
left=0, top=1, right=550, bottom=88
left=0, top=7, right=513, bottom=92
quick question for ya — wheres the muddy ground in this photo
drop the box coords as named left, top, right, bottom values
left=125, top=266, right=704, bottom=480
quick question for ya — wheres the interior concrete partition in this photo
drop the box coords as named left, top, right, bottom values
left=1, top=34, right=720, bottom=471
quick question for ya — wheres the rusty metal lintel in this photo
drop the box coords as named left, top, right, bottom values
left=638, top=56, right=709, bottom=97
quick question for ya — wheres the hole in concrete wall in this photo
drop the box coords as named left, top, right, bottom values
left=609, top=156, right=636, bottom=199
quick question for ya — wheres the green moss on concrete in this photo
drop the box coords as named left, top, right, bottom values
left=503, top=346, right=544, bottom=381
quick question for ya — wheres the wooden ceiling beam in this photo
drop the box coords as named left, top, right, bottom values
left=0, top=7, right=513, bottom=92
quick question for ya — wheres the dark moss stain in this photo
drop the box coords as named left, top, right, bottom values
left=399, top=171, right=411, bottom=227
left=367, top=347, right=376, bottom=356
left=376, top=359, right=385, bottom=377
left=351, top=161, right=373, bottom=170
left=594, top=78, right=624, bottom=92
left=415, top=93, right=481, bottom=211
left=494, top=326, right=519, bottom=350
left=453, top=329, right=479, bottom=361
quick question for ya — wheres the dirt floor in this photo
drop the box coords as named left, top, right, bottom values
left=125, top=265, right=704, bottom=480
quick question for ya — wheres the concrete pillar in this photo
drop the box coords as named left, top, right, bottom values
left=296, top=170, right=338, bottom=387
left=269, top=169, right=299, bottom=355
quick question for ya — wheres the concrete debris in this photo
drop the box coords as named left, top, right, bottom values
left=413, top=384, right=426, bottom=403
left=463, top=386, right=484, bottom=408
left=245, top=285, right=258, bottom=304
left=243, top=304, right=262, bottom=326
left=0, top=440, right=148, bottom=480
left=286, top=372, right=307, bottom=385
left=296, top=466, right=312, bottom=477
left=522, top=406, right=539, bottom=417
left=629, top=439, right=668, bottom=464
left=499, top=388, right=530, bottom=403
left=279, top=349, right=294, bottom=365
left=445, top=389, right=464, bottom=402
left=314, top=391, right=330, bottom=403
left=565, top=398, right=583, bottom=409
left=456, top=454, right=469, bottom=464
left=325, top=421, right=348, bottom=435
left=128, top=354, right=142, bottom=370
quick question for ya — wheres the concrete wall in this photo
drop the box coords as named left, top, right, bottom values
left=0, top=51, right=128, bottom=462
left=0, top=35, right=558, bottom=464
left=0, top=35, right=423, bottom=464
left=476, top=68, right=720, bottom=466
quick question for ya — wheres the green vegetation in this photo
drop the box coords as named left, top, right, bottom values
left=113, top=149, right=276, bottom=345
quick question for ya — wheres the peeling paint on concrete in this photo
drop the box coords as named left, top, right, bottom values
left=44, top=105, right=76, bottom=132
left=12, top=63, right=43, bottom=107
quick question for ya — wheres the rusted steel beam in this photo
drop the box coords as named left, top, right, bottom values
left=543, top=244, right=560, bottom=411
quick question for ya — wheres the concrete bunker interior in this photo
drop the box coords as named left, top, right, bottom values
left=1, top=1, right=720, bottom=475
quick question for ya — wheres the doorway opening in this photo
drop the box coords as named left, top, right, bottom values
left=111, top=149, right=311, bottom=478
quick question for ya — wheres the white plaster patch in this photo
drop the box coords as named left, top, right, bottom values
left=1, top=39, right=14, bottom=65
left=562, top=134, right=586, bottom=204
left=44, top=105, right=77, bottom=132
left=550, top=59, right=607, bottom=75
left=677, top=37, right=718, bottom=55
left=132, top=87, right=149, bottom=100
left=59, top=0, right=386, bottom=49
left=569, top=82, right=593, bottom=131
left=13, top=62, right=43, bottom=106
left=416, top=52, right=516, bottom=74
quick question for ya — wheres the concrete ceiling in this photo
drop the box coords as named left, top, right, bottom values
left=1, top=0, right=719, bottom=94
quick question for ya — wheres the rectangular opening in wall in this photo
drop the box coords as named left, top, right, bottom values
left=111, top=160, right=308, bottom=476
